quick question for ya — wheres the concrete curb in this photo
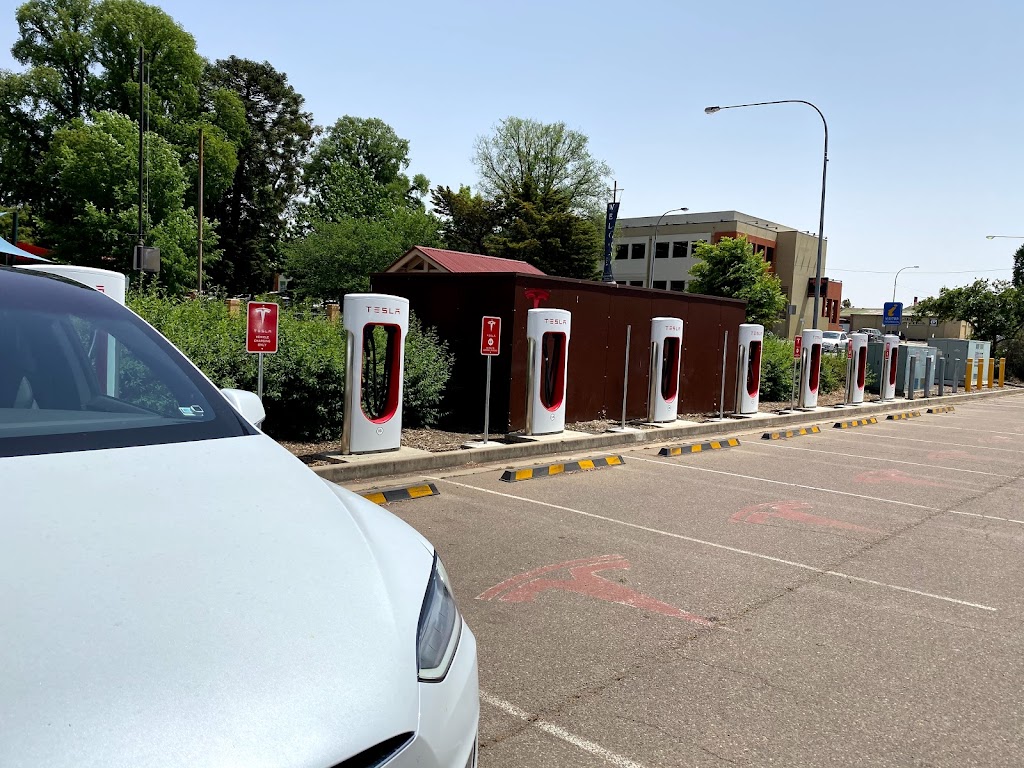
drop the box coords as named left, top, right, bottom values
left=499, top=455, right=624, bottom=483
left=834, top=417, right=878, bottom=429
left=359, top=482, right=440, bottom=505
left=659, top=438, right=740, bottom=456
left=311, top=386, right=1022, bottom=484
left=762, top=425, right=822, bottom=440
left=886, top=411, right=922, bottom=420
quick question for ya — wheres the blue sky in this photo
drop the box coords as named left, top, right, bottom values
left=2, top=0, right=1021, bottom=306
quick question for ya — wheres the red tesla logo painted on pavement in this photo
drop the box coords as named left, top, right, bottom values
left=854, top=469, right=944, bottom=487
left=730, top=501, right=878, bottom=533
left=979, top=435, right=1012, bottom=444
left=476, top=555, right=713, bottom=627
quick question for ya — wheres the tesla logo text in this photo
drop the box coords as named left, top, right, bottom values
left=477, top=555, right=713, bottom=627
left=366, top=306, right=402, bottom=315
left=545, top=318, right=567, bottom=325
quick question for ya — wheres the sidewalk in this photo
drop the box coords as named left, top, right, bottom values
left=311, top=386, right=1021, bottom=484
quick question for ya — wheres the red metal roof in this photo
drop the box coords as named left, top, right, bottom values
left=414, top=246, right=544, bottom=275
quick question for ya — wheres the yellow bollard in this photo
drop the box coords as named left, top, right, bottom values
left=977, top=357, right=986, bottom=389
left=987, top=358, right=995, bottom=389
left=964, top=359, right=973, bottom=392
left=999, top=357, right=1006, bottom=388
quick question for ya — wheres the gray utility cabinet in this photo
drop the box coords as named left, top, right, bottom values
left=865, top=342, right=937, bottom=394
left=930, top=339, right=991, bottom=386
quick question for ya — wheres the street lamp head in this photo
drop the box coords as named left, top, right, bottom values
left=985, top=235, right=996, bottom=240
left=704, top=106, right=721, bottom=114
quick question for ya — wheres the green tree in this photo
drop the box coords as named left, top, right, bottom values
left=206, top=56, right=315, bottom=294
left=429, top=184, right=504, bottom=254
left=41, top=110, right=218, bottom=293
left=688, top=236, right=788, bottom=327
left=1013, top=243, right=1024, bottom=289
left=92, top=0, right=204, bottom=139
left=303, top=116, right=428, bottom=224
left=914, top=279, right=1024, bottom=351
left=285, top=208, right=441, bottom=300
left=473, top=116, right=611, bottom=215
left=486, top=186, right=602, bottom=278
left=11, top=0, right=98, bottom=122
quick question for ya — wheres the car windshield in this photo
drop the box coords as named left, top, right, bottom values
left=0, top=268, right=253, bottom=458
left=823, top=332, right=841, bottom=339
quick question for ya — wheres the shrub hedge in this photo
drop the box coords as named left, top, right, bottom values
left=128, top=292, right=452, bottom=441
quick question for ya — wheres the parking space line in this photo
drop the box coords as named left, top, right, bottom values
left=627, top=455, right=938, bottom=512
left=481, top=691, right=649, bottom=768
left=831, top=431, right=1024, bottom=454
left=895, top=422, right=1023, bottom=437
left=950, top=510, right=1024, bottom=526
left=753, top=442, right=1013, bottom=478
left=427, top=477, right=997, bottom=611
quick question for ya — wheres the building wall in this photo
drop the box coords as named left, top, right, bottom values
left=612, top=212, right=834, bottom=340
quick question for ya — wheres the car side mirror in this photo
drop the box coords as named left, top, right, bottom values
left=220, top=388, right=266, bottom=429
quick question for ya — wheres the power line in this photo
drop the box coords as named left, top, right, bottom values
left=827, top=268, right=1011, bottom=274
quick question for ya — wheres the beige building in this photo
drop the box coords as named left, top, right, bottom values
left=844, top=308, right=970, bottom=341
left=611, top=210, right=840, bottom=338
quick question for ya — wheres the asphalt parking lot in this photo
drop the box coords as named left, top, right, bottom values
left=358, top=393, right=1024, bottom=767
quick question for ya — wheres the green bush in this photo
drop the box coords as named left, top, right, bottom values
left=128, top=291, right=452, bottom=441
left=761, top=334, right=795, bottom=401
left=819, top=350, right=849, bottom=394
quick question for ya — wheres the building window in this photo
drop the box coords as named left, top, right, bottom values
left=631, top=243, right=645, bottom=260
left=670, top=280, right=685, bottom=291
left=629, top=280, right=643, bottom=286
left=615, top=243, right=629, bottom=260
left=655, top=242, right=669, bottom=259
left=653, top=280, right=667, bottom=289
left=765, top=246, right=775, bottom=264
left=672, top=241, right=688, bottom=258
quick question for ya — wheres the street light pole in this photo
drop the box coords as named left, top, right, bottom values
left=646, top=207, right=688, bottom=289
left=985, top=235, right=1024, bottom=240
left=892, top=265, right=920, bottom=303
left=706, top=100, right=828, bottom=328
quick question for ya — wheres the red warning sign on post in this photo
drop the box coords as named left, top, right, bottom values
left=246, top=301, right=279, bottom=353
left=794, top=335, right=802, bottom=358
left=847, top=340, right=853, bottom=359
left=481, top=315, right=501, bottom=355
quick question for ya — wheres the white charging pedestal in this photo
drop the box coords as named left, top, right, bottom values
left=880, top=333, right=901, bottom=401
left=19, top=264, right=127, bottom=305
left=341, top=293, right=409, bottom=454
left=798, top=329, right=823, bottom=409
left=526, top=308, right=571, bottom=436
left=647, top=317, right=684, bottom=423
left=736, top=323, right=764, bottom=415
left=849, top=333, right=868, bottom=404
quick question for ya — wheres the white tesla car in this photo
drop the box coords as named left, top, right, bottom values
left=0, top=266, right=478, bottom=767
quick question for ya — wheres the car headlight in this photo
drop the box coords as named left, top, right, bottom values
left=416, top=554, right=462, bottom=682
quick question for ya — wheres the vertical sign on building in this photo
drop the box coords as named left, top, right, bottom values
left=601, top=200, right=620, bottom=283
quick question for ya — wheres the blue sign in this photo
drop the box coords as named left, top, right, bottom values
left=601, top=201, right=621, bottom=282
left=882, top=302, right=903, bottom=326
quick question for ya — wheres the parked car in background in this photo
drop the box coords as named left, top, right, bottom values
left=857, top=328, right=883, bottom=341
left=0, top=266, right=479, bottom=768
left=822, top=330, right=850, bottom=352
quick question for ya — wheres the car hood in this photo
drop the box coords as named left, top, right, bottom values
left=0, top=435, right=433, bottom=768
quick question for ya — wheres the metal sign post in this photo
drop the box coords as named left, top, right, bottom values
left=621, top=325, right=631, bottom=429
left=479, top=316, right=501, bottom=444
left=246, top=302, right=279, bottom=400
left=719, top=330, right=729, bottom=420
left=790, top=335, right=801, bottom=411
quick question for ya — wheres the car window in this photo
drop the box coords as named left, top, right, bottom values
left=0, top=271, right=254, bottom=457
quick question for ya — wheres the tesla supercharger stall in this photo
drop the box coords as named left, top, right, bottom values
left=848, top=333, right=868, bottom=404
left=880, top=333, right=900, bottom=401
left=798, top=329, right=823, bottom=409
left=735, top=323, right=764, bottom=415
left=526, top=308, right=571, bottom=436
left=648, top=317, right=684, bottom=423
left=20, top=264, right=127, bottom=397
left=341, top=293, right=409, bottom=454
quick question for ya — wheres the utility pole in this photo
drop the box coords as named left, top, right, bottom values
left=198, top=126, right=204, bottom=293
left=136, top=44, right=145, bottom=264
